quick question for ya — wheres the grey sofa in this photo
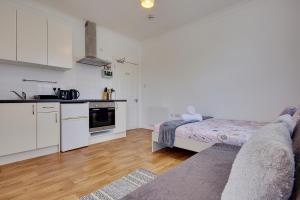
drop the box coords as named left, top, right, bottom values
left=122, top=124, right=300, bottom=200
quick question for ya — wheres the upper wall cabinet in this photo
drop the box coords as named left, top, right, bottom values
left=0, top=3, right=16, bottom=61
left=17, top=8, right=47, bottom=65
left=0, top=2, right=73, bottom=70
left=48, top=19, right=73, bottom=69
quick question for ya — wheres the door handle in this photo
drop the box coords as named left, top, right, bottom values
left=55, top=113, right=58, bottom=123
left=32, top=104, right=35, bottom=115
left=134, top=99, right=138, bottom=103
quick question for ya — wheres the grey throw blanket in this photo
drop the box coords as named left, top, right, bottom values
left=158, top=120, right=199, bottom=147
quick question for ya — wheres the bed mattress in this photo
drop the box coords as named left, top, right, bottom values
left=154, top=119, right=267, bottom=146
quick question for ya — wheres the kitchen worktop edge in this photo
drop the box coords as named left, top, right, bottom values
left=0, top=99, right=127, bottom=103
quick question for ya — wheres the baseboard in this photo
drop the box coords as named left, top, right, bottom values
left=0, top=146, right=59, bottom=166
left=139, top=126, right=154, bottom=130
left=89, top=131, right=126, bottom=145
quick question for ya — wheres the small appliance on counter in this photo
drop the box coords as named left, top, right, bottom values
left=69, top=89, right=80, bottom=100
left=102, top=87, right=115, bottom=100
left=53, top=88, right=70, bottom=100
left=34, top=95, right=59, bottom=100
left=53, top=88, right=80, bottom=100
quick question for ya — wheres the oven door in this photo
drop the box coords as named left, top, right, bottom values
left=89, top=107, right=115, bottom=132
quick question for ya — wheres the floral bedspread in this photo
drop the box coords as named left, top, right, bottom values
left=155, top=119, right=267, bottom=146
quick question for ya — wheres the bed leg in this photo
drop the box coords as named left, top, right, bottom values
left=152, top=141, right=166, bottom=152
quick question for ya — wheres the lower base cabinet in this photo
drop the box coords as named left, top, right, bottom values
left=0, top=103, right=60, bottom=158
left=113, top=102, right=127, bottom=134
left=37, top=103, right=60, bottom=149
left=0, top=101, right=126, bottom=164
left=0, top=103, right=37, bottom=157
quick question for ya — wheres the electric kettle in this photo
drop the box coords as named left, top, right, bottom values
left=69, top=89, right=80, bottom=100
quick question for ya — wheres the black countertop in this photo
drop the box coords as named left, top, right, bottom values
left=0, top=99, right=127, bottom=103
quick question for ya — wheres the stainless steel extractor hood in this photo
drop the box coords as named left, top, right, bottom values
left=77, top=21, right=111, bottom=67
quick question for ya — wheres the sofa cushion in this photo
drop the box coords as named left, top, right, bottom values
left=290, top=122, right=300, bottom=200
left=292, top=122, right=300, bottom=162
left=121, top=144, right=240, bottom=200
left=222, top=122, right=295, bottom=200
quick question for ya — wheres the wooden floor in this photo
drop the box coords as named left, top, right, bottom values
left=0, top=129, right=195, bottom=200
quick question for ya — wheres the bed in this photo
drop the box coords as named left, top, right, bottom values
left=152, top=118, right=267, bottom=152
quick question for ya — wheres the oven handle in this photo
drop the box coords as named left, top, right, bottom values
left=90, top=107, right=115, bottom=111
left=90, top=108, right=101, bottom=111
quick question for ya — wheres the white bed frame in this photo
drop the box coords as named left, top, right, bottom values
left=152, top=131, right=214, bottom=153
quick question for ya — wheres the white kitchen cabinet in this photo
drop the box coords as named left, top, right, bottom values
left=113, top=102, right=127, bottom=134
left=37, top=103, right=60, bottom=149
left=0, top=3, right=16, bottom=61
left=61, top=103, right=89, bottom=152
left=17, top=8, right=47, bottom=65
left=0, top=3, right=73, bottom=70
left=48, top=19, right=73, bottom=69
left=0, top=103, right=37, bottom=157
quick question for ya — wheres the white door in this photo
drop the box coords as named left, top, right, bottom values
left=116, top=64, right=139, bottom=130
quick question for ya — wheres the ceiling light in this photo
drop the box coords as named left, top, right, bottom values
left=140, top=0, right=155, bottom=9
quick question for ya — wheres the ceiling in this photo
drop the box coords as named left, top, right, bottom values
left=34, top=0, right=246, bottom=41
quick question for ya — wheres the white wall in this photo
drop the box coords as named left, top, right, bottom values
left=141, top=0, right=300, bottom=127
left=0, top=0, right=142, bottom=100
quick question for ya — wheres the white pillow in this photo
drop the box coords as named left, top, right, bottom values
left=275, top=114, right=296, bottom=135
left=221, top=122, right=295, bottom=200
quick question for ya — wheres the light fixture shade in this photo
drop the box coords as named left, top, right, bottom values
left=140, top=0, right=155, bottom=9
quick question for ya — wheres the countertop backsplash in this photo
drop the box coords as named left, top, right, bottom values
left=0, top=63, right=112, bottom=100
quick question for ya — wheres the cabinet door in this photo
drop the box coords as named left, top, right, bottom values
left=113, top=102, right=127, bottom=134
left=0, top=3, right=16, bottom=61
left=48, top=19, right=73, bottom=69
left=0, top=103, right=37, bottom=156
left=37, top=112, right=60, bottom=149
left=17, top=8, right=47, bottom=65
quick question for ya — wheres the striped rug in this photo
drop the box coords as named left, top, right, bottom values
left=80, top=168, right=157, bottom=200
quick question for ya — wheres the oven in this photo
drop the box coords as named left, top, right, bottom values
left=89, top=102, right=115, bottom=132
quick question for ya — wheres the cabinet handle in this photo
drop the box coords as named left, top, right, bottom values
left=32, top=104, right=35, bottom=115
left=43, top=106, right=55, bottom=109
left=55, top=113, right=58, bottom=123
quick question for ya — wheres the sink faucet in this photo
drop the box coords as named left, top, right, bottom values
left=10, top=91, right=26, bottom=100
